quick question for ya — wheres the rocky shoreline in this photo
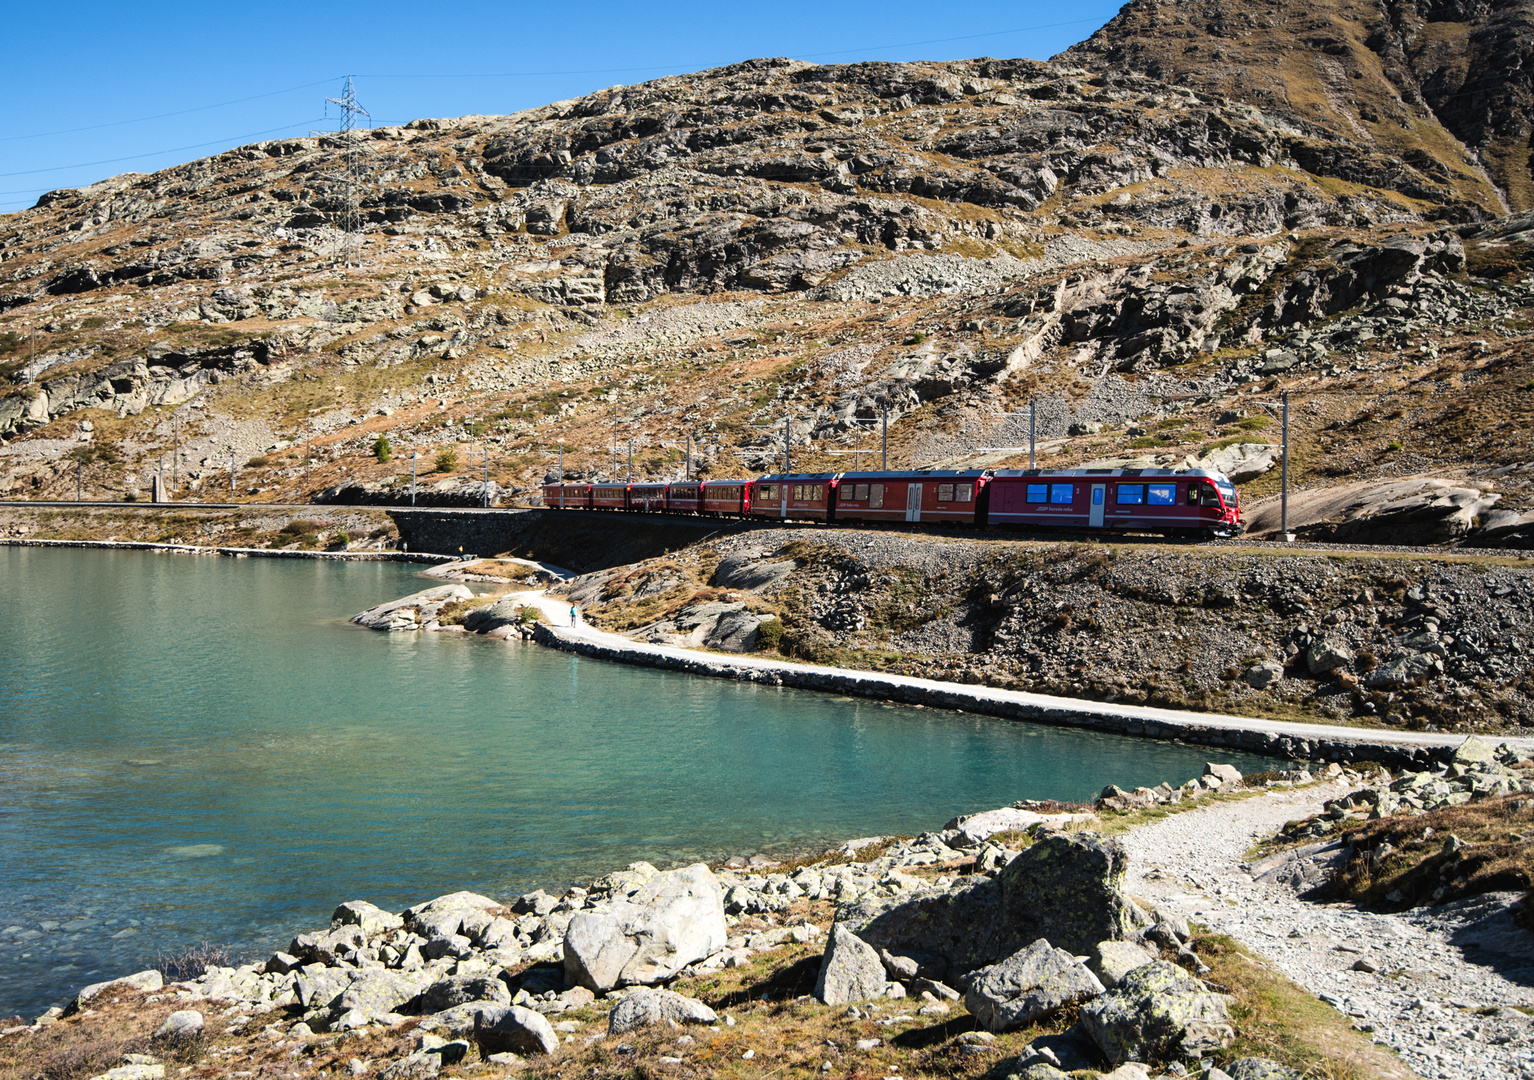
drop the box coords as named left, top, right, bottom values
left=348, top=580, right=1534, bottom=771
left=0, top=536, right=452, bottom=562
left=5, top=747, right=1529, bottom=1080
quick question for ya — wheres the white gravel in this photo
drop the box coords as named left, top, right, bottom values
left=1123, top=785, right=1534, bottom=1080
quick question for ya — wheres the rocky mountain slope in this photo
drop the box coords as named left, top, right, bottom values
left=1062, top=0, right=1534, bottom=213
left=3, top=15, right=1534, bottom=545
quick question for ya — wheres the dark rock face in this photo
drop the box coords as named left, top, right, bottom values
left=835, top=833, right=1140, bottom=977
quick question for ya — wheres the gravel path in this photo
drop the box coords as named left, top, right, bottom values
left=1123, top=787, right=1534, bottom=1080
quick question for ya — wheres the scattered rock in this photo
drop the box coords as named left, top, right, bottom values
left=963, top=938, right=1106, bottom=1032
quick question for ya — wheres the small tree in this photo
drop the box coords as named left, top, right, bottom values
left=373, top=434, right=392, bottom=463
left=434, top=449, right=458, bottom=473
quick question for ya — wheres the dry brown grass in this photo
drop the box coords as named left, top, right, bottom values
left=1193, top=934, right=1414, bottom=1080
left=1325, top=792, right=1534, bottom=910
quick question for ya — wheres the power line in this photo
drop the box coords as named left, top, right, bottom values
left=0, top=79, right=340, bottom=144
left=0, top=119, right=328, bottom=178
left=357, top=15, right=1117, bottom=80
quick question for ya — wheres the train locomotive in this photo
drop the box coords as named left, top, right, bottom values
left=542, top=466, right=1242, bottom=538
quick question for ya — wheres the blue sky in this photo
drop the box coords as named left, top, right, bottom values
left=0, top=1, right=1121, bottom=214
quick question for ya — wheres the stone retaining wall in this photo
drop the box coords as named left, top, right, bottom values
left=389, top=508, right=755, bottom=573
left=533, top=624, right=1458, bottom=770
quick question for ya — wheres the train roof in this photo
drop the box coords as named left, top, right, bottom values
left=755, top=472, right=840, bottom=482
left=837, top=469, right=987, bottom=480
left=991, top=467, right=1236, bottom=483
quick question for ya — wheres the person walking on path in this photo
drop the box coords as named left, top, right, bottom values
left=570, top=603, right=578, bottom=627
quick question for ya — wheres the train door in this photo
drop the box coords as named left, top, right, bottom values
left=1089, top=484, right=1106, bottom=528
left=905, top=482, right=922, bottom=522
left=781, top=485, right=789, bottom=519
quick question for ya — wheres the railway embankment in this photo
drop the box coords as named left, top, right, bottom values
left=535, top=526, right=1534, bottom=737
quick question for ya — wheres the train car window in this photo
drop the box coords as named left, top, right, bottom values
left=870, top=484, right=884, bottom=509
left=840, top=485, right=853, bottom=502
left=1050, top=483, right=1074, bottom=504
left=1148, top=484, right=1176, bottom=505
left=1117, top=484, right=1145, bottom=505
left=815, top=485, right=824, bottom=500
left=1027, top=483, right=1048, bottom=503
left=854, top=483, right=869, bottom=500
left=957, top=484, right=972, bottom=503
left=1186, top=484, right=1200, bottom=506
left=937, top=483, right=953, bottom=501
left=791, top=485, right=801, bottom=500
left=1202, top=485, right=1223, bottom=507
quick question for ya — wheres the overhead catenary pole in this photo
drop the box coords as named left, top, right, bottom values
left=881, top=408, right=888, bottom=471
left=784, top=415, right=791, bottom=473
left=77, top=458, right=82, bottom=502
left=411, top=451, right=417, bottom=506
left=627, top=437, right=633, bottom=482
left=558, top=444, right=563, bottom=482
left=1029, top=402, right=1036, bottom=469
left=1280, top=390, right=1290, bottom=539
left=685, top=434, right=691, bottom=480
left=483, top=442, right=489, bottom=507
left=230, top=446, right=235, bottom=498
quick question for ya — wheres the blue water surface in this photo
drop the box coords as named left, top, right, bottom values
left=0, top=546, right=1274, bottom=1018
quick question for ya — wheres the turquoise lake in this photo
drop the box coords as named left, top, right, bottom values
left=0, top=546, right=1276, bottom=1018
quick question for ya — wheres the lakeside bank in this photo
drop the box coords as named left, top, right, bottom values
left=358, top=580, right=1534, bottom=770
left=0, top=537, right=453, bottom=562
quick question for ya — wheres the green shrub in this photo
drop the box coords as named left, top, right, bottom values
left=246, top=455, right=270, bottom=468
left=373, top=434, right=392, bottom=463
left=123, top=492, right=138, bottom=502
left=434, top=450, right=458, bottom=473
left=755, top=617, right=785, bottom=652
left=1386, top=439, right=1403, bottom=452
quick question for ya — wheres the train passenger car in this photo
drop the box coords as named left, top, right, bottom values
left=629, top=482, right=669, bottom=512
left=987, top=468, right=1241, bottom=537
left=832, top=470, right=988, bottom=525
left=747, top=473, right=836, bottom=522
left=591, top=482, right=630, bottom=511
left=541, top=481, right=592, bottom=509
left=666, top=481, right=703, bottom=514
left=701, top=479, right=751, bottom=517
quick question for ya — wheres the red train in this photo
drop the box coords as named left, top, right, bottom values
left=540, top=466, right=1242, bottom=538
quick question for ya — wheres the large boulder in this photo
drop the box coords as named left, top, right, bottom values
left=963, top=939, right=1105, bottom=1033
left=607, top=988, right=718, bottom=1034
left=1245, top=478, right=1500, bottom=545
left=404, top=891, right=502, bottom=939
left=332, top=900, right=404, bottom=936
left=335, top=969, right=434, bottom=1023
left=1089, top=940, right=1158, bottom=987
left=472, top=1003, right=559, bottom=1056
left=1077, top=960, right=1234, bottom=1064
left=837, top=833, right=1139, bottom=977
left=350, top=585, right=474, bottom=631
left=815, top=924, right=889, bottom=1004
left=1197, top=442, right=1278, bottom=484
left=563, top=863, right=727, bottom=991
left=418, top=975, right=511, bottom=1014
